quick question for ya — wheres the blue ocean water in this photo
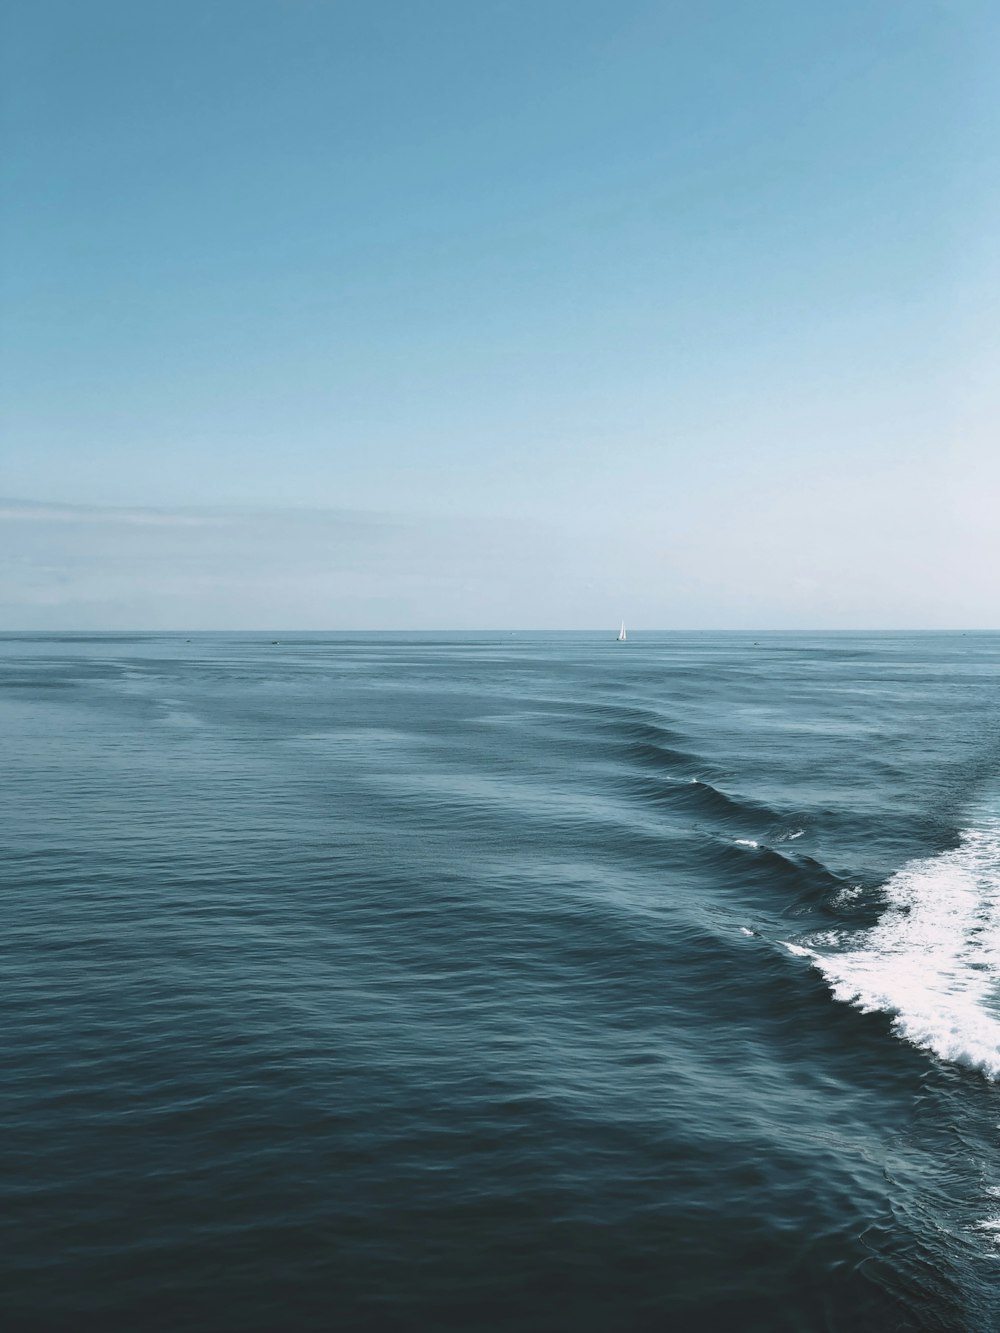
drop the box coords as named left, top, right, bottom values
left=3, top=631, right=1000, bottom=1332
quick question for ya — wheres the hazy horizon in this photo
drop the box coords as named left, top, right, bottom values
left=3, top=493, right=997, bottom=632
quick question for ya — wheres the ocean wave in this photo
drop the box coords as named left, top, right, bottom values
left=502, top=705, right=713, bottom=776
left=588, top=712, right=716, bottom=775
left=783, top=821, right=1000, bottom=1079
left=975, top=1185, right=1000, bottom=1248
left=710, top=837, right=850, bottom=913
left=639, top=775, right=785, bottom=829
left=623, top=737, right=709, bottom=772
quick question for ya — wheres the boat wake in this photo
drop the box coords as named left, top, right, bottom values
left=785, top=821, right=1000, bottom=1079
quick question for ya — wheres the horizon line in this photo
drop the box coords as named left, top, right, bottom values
left=1, top=628, right=996, bottom=636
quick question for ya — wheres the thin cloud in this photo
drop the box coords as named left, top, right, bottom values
left=0, top=499, right=233, bottom=527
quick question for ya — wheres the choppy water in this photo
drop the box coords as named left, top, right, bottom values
left=4, top=631, right=1000, bottom=1332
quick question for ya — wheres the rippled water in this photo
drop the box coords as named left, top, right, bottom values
left=4, top=631, right=1000, bottom=1331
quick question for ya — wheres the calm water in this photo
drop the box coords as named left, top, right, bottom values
left=4, top=631, right=1000, bottom=1332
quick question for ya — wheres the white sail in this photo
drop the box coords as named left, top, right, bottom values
left=617, top=621, right=627, bottom=641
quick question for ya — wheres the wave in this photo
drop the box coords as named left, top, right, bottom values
left=718, top=839, right=850, bottom=912
left=610, top=717, right=711, bottom=771
left=638, top=774, right=785, bottom=829
left=975, top=1186, right=1000, bottom=1249
left=784, top=821, right=1000, bottom=1079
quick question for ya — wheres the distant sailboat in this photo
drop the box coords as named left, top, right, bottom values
left=617, top=621, right=627, bottom=642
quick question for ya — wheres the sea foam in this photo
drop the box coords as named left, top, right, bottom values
left=785, top=822, right=1000, bottom=1079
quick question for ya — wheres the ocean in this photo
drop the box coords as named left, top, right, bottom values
left=3, top=631, right=1000, bottom=1332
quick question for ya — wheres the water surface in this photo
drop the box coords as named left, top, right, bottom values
left=3, top=631, right=1000, bottom=1331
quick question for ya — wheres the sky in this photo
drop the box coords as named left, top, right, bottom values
left=2, top=0, right=997, bottom=628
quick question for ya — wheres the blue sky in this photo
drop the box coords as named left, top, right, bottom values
left=2, top=0, right=997, bottom=627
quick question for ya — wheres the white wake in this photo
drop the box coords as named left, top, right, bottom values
left=785, top=822, right=1000, bottom=1079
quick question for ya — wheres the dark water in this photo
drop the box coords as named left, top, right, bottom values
left=4, top=631, right=1000, bottom=1332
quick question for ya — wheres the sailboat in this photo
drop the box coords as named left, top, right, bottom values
left=617, top=621, right=627, bottom=642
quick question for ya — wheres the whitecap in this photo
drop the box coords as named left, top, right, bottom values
left=783, top=942, right=813, bottom=958
left=785, top=821, right=1000, bottom=1079
left=975, top=1187, right=1000, bottom=1245
left=734, top=838, right=760, bottom=849
left=833, top=884, right=863, bottom=907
